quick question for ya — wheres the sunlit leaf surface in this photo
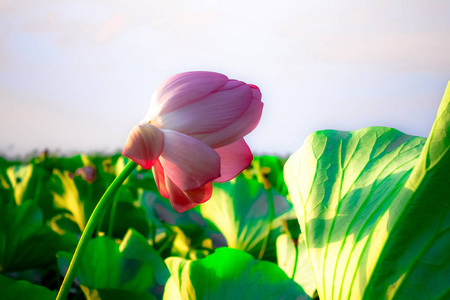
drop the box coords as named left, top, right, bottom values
left=285, top=83, right=450, bottom=299
left=164, top=247, right=310, bottom=300
left=277, top=233, right=317, bottom=298
left=200, top=175, right=293, bottom=260
left=2, top=80, right=449, bottom=300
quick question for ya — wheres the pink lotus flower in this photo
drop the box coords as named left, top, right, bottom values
left=122, top=71, right=263, bottom=212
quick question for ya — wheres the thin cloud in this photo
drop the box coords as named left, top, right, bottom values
left=96, top=13, right=124, bottom=43
left=277, top=1, right=450, bottom=73
left=301, top=31, right=450, bottom=73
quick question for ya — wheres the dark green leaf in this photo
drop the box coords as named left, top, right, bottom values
left=0, top=201, right=77, bottom=272
left=0, top=274, right=56, bottom=300
left=57, top=229, right=169, bottom=299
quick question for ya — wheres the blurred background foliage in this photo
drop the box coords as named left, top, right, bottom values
left=0, top=152, right=315, bottom=300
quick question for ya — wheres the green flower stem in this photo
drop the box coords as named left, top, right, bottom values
left=107, top=192, right=121, bottom=236
left=291, top=240, right=299, bottom=279
left=56, top=160, right=137, bottom=300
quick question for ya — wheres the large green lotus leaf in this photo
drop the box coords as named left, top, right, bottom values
left=0, top=201, right=77, bottom=272
left=57, top=228, right=169, bottom=299
left=200, top=175, right=294, bottom=260
left=119, top=228, right=170, bottom=287
left=277, top=233, right=317, bottom=299
left=0, top=274, right=56, bottom=299
left=163, top=247, right=310, bottom=300
left=285, top=83, right=450, bottom=299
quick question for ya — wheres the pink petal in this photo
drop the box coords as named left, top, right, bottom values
left=216, top=79, right=246, bottom=91
left=213, top=138, right=253, bottom=183
left=159, top=129, right=221, bottom=191
left=192, top=86, right=263, bottom=148
left=152, top=83, right=252, bottom=135
left=152, top=160, right=169, bottom=199
left=153, top=160, right=213, bottom=212
left=145, top=72, right=228, bottom=120
left=122, top=123, right=164, bottom=169
left=166, top=179, right=213, bottom=212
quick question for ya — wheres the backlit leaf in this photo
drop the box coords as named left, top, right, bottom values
left=163, top=247, right=310, bottom=300
left=284, top=82, right=450, bottom=299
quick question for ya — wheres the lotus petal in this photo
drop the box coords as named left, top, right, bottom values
left=122, top=123, right=164, bottom=169
left=214, top=138, right=253, bottom=183
left=159, top=129, right=220, bottom=191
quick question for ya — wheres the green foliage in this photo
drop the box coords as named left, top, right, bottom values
left=0, top=274, right=56, bottom=300
left=0, top=201, right=77, bottom=273
left=142, top=190, right=216, bottom=260
left=7, top=163, right=37, bottom=205
left=0, top=152, right=294, bottom=299
left=277, top=233, right=317, bottom=298
left=200, top=175, right=294, bottom=261
left=0, top=157, right=14, bottom=203
left=285, top=83, right=450, bottom=299
left=164, top=247, right=310, bottom=300
left=2, top=83, right=449, bottom=300
left=243, top=155, right=289, bottom=196
left=57, top=229, right=169, bottom=299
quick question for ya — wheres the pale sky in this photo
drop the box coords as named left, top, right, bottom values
left=1, top=0, right=450, bottom=158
